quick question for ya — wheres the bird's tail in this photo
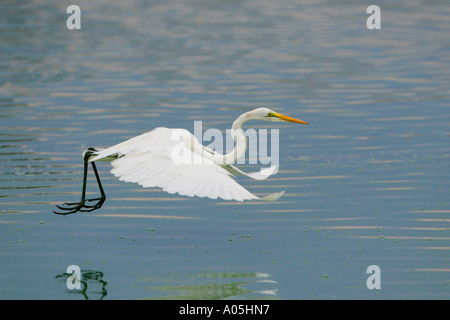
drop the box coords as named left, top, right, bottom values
left=82, top=147, right=113, bottom=162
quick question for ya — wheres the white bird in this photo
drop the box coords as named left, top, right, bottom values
left=54, top=108, right=308, bottom=215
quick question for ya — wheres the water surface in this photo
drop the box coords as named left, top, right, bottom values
left=0, top=0, right=449, bottom=299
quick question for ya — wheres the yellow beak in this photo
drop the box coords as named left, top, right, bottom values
left=273, top=112, right=309, bottom=125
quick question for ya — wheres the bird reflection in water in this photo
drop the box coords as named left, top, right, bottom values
left=55, top=269, right=108, bottom=300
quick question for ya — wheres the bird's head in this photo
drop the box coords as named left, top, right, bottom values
left=247, top=107, right=309, bottom=124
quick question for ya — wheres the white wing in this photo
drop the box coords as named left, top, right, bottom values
left=89, top=127, right=284, bottom=202
left=222, top=164, right=278, bottom=180
left=201, top=145, right=278, bottom=180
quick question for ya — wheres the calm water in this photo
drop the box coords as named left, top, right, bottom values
left=0, top=0, right=449, bottom=299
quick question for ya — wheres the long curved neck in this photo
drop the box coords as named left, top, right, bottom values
left=227, top=113, right=249, bottom=163
left=198, top=112, right=250, bottom=165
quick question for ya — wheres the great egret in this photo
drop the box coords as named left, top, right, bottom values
left=53, top=108, right=308, bottom=215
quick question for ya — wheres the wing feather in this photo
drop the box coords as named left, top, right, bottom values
left=89, top=127, right=283, bottom=202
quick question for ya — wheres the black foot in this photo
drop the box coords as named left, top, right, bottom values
left=53, top=197, right=105, bottom=215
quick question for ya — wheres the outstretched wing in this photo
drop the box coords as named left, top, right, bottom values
left=200, top=145, right=278, bottom=180
left=222, top=164, right=278, bottom=180
left=89, top=127, right=283, bottom=201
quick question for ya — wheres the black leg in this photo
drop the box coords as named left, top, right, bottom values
left=78, top=161, right=106, bottom=211
left=53, top=148, right=106, bottom=215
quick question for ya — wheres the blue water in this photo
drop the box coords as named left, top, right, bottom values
left=0, top=0, right=449, bottom=299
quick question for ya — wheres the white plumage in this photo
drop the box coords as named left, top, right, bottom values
left=89, top=127, right=283, bottom=202
left=54, top=108, right=308, bottom=215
